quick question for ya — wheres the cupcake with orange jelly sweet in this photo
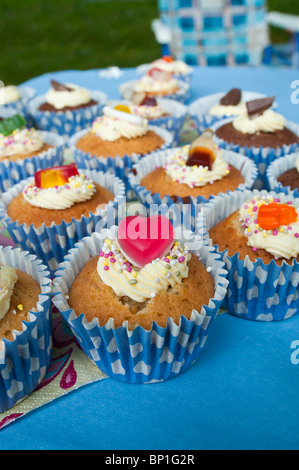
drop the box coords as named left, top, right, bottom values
left=0, top=163, right=125, bottom=274
left=0, top=112, right=64, bottom=193
left=70, top=104, right=174, bottom=197
left=201, top=188, right=299, bottom=321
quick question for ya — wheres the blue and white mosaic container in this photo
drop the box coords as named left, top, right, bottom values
left=210, top=118, right=299, bottom=190
left=0, top=170, right=126, bottom=276
left=27, top=90, right=108, bottom=138
left=200, top=189, right=299, bottom=322
left=267, top=152, right=299, bottom=198
left=0, top=246, right=52, bottom=412
left=52, top=227, right=228, bottom=384
left=0, top=131, right=65, bottom=193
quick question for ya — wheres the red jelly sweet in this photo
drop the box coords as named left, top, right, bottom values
left=117, top=215, right=175, bottom=268
left=148, top=68, right=173, bottom=82
left=185, top=147, right=215, bottom=170
left=35, top=164, right=79, bottom=189
left=258, top=203, right=298, bottom=230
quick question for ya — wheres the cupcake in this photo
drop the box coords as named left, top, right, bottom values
left=70, top=105, right=174, bottom=198
left=189, top=89, right=268, bottom=134
left=109, top=93, right=188, bottom=146
left=211, top=97, right=299, bottom=190
left=119, top=70, right=190, bottom=105
left=0, top=246, right=52, bottom=412
left=0, top=164, right=126, bottom=274
left=267, top=153, right=299, bottom=197
left=27, top=80, right=108, bottom=137
left=52, top=214, right=228, bottom=383
left=129, top=130, right=258, bottom=226
left=137, top=55, right=193, bottom=83
left=201, top=189, right=299, bottom=321
left=0, top=84, right=36, bottom=126
left=0, top=112, right=64, bottom=193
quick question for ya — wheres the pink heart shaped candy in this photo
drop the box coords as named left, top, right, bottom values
left=117, top=215, right=175, bottom=268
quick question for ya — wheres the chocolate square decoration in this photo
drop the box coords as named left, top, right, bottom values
left=220, top=88, right=242, bottom=106
left=246, top=97, right=275, bottom=119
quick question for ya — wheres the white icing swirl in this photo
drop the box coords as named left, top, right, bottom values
left=239, top=197, right=299, bottom=259
left=45, top=83, right=91, bottom=110
left=0, top=128, right=44, bottom=158
left=0, top=266, right=18, bottom=321
left=150, top=59, right=192, bottom=75
left=135, top=75, right=179, bottom=96
left=233, top=109, right=286, bottom=134
left=209, top=102, right=247, bottom=117
left=0, top=86, right=22, bottom=105
left=23, top=174, right=96, bottom=210
left=128, top=103, right=165, bottom=120
left=97, top=239, right=191, bottom=303
left=92, top=108, right=148, bottom=142
left=296, top=156, right=299, bottom=174
left=164, top=145, right=230, bottom=188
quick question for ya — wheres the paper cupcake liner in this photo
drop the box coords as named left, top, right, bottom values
left=128, top=147, right=258, bottom=229
left=189, top=91, right=270, bottom=134
left=119, top=79, right=190, bottom=104
left=0, top=86, right=36, bottom=127
left=0, top=246, right=52, bottom=412
left=136, top=63, right=193, bottom=85
left=69, top=125, right=175, bottom=199
left=199, top=188, right=299, bottom=322
left=0, top=131, right=65, bottom=193
left=0, top=170, right=126, bottom=276
left=27, top=90, right=108, bottom=138
left=267, top=152, right=299, bottom=198
left=209, top=118, right=299, bottom=191
left=0, top=107, right=25, bottom=120
left=52, top=227, right=228, bottom=384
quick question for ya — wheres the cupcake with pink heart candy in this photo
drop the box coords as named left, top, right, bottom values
left=52, top=214, right=228, bottom=383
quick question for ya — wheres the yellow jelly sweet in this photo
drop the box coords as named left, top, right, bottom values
left=114, top=104, right=131, bottom=114
left=40, top=170, right=68, bottom=189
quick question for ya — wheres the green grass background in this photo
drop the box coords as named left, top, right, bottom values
left=1, top=0, right=298, bottom=85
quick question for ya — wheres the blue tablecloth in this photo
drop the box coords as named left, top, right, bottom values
left=0, top=66, right=299, bottom=451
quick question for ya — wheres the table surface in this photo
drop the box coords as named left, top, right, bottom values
left=0, top=65, right=299, bottom=451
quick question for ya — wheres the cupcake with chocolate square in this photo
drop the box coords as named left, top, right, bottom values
left=129, top=130, right=258, bottom=223
left=52, top=215, right=228, bottom=383
left=211, top=97, right=299, bottom=189
left=137, top=55, right=193, bottom=84
left=119, top=68, right=190, bottom=105
left=267, top=153, right=299, bottom=198
left=112, top=91, right=187, bottom=145
left=0, top=164, right=125, bottom=274
left=189, top=89, right=268, bottom=134
left=0, top=112, right=64, bottom=193
left=0, top=84, right=36, bottom=126
left=70, top=105, right=174, bottom=197
left=201, top=189, right=299, bottom=321
left=27, top=80, right=107, bottom=137
left=0, top=246, right=52, bottom=412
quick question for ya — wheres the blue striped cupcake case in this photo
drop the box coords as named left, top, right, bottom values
left=52, top=229, right=228, bottom=384
left=267, top=153, right=299, bottom=199
left=0, top=131, right=65, bottom=193
left=0, top=246, right=52, bottom=412
left=27, top=90, right=108, bottom=138
left=210, top=118, right=299, bottom=191
left=0, top=170, right=126, bottom=276
left=200, top=189, right=299, bottom=322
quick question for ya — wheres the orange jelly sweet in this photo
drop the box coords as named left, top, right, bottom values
left=258, top=203, right=298, bottom=230
left=186, top=147, right=216, bottom=170
left=35, top=164, right=79, bottom=189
